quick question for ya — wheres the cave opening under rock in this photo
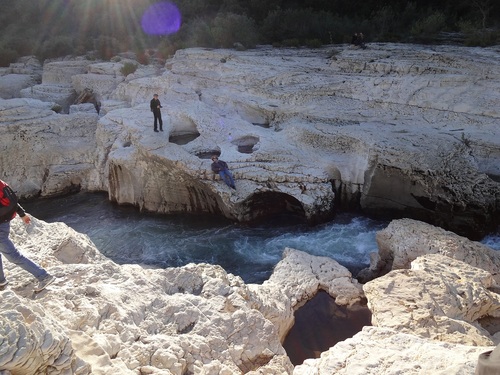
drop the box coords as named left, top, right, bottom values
left=240, top=191, right=306, bottom=222
left=283, top=290, right=372, bottom=366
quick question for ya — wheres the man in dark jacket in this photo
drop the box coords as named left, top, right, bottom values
left=150, top=93, right=163, bottom=132
left=211, top=156, right=236, bottom=189
left=0, top=180, right=55, bottom=292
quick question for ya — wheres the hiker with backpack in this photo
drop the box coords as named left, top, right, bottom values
left=0, top=179, right=55, bottom=292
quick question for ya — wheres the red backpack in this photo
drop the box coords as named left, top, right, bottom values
left=0, top=180, right=19, bottom=223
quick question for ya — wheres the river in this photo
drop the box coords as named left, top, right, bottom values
left=22, top=192, right=500, bottom=284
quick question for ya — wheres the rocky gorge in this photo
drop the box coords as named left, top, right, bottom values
left=0, top=42, right=500, bottom=374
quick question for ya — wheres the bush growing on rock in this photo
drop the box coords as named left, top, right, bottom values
left=94, top=36, right=122, bottom=61
left=120, top=62, right=138, bottom=77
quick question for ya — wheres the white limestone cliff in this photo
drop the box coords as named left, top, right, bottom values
left=1, top=43, right=499, bottom=238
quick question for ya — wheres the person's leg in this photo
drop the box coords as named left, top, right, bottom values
left=158, top=112, right=163, bottom=131
left=218, top=171, right=229, bottom=187
left=219, top=170, right=236, bottom=189
left=0, top=253, right=5, bottom=282
left=0, top=222, right=48, bottom=280
left=226, top=170, right=235, bottom=188
left=153, top=113, right=158, bottom=131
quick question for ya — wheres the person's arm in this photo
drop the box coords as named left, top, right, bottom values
left=211, top=162, right=220, bottom=173
left=16, top=204, right=30, bottom=224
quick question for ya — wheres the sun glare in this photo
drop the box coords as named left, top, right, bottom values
left=141, top=1, right=182, bottom=35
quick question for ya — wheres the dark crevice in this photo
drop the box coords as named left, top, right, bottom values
left=283, top=290, right=371, bottom=366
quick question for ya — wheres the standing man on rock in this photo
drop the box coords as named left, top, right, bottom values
left=0, top=180, right=55, bottom=292
left=150, top=93, right=163, bottom=132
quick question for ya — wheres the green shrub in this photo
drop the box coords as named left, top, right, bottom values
left=157, top=39, right=181, bottom=60
left=94, top=36, right=122, bottom=60
left=281, top=38, right=301, bottom=47
left=211, top=13, right=258, bottom=48
left=410, top=11, right=447, bottom=42
left=305, top=39, right=323, bottom=48
left=459, top=20, right=500, bottom=46
left=261, top=8, right=341, bottom=45
left=120, top=62, right=137, bottom=76
left=36, top=35, right=75, bottom=61
left=178, top=18, right=215, bottom=48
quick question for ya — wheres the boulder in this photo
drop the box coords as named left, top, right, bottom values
left=0, top=56, right=42, bottom=98
left=363, top=253, right=500, bottom=346
left=359, top=218, right=500, bottom=283
left=1, top=217, right=296, bottom=374
left=294, top=326, right=492, bottom=375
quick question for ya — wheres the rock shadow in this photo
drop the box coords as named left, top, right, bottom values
left=283, top=290, right=372, bottom=366
left=169, top=132, right=200, bottom=145
left=232, top=136, right=259, bottom=154
left=240, top=191, right=305, bottom=222
left=169, top=117, right=200, bottom=145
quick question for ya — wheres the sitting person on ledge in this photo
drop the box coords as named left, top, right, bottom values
left=211, top=155, right=236, bottom=190
left=351, top=32, right=366, bottom=49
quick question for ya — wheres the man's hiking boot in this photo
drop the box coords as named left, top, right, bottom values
left=35, top=274, right=55, bottom=292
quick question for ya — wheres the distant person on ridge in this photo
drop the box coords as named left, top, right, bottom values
left=0, top=179, right=55, bottom=292
left=211, top=155, right=236, bottom=189
left=351, top=32, right=366, bottom=49
left=150, top=93, right=163, bottom=132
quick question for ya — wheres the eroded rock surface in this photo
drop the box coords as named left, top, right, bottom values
left=1, top=215, right=499, bottom=374
left=359, top=218, right=500, bottom=283
left=1, top=44, right=499, bottom=235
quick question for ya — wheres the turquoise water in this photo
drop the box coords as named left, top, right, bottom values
left=22, top=193, right=387, bottom=283
left=23, top=192, right=500, bottom=283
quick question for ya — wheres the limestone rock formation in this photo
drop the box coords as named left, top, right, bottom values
left=20, top=59, right=92, bottom=113
left=0, top=98, right=101, bottom=197
left=359, top=218, right=500, bottom=283
left=294, top=326, right=491, bottom=375
left=1, top=216, right=499, bottom=374
left=364, top=253, right=500, bottom=346
left=0, top=56, right=42, bottom=99
left=1, top=43, right=500, bottom=236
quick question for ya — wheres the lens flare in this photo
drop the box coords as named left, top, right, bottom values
left=141, top=1, right=181, bottom=35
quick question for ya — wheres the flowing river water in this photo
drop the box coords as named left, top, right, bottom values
left=22, top=192, right=500, bottom=284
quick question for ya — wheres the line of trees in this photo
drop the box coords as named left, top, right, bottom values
left=0, top=0, right=498, bottom=66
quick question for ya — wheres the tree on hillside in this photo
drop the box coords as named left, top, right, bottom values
left=468, top=0, right=495, bottom=29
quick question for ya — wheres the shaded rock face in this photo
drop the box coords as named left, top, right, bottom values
left=283, top=290, right=371, bottom=366
left=1, top=44, right=499, bottom=234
